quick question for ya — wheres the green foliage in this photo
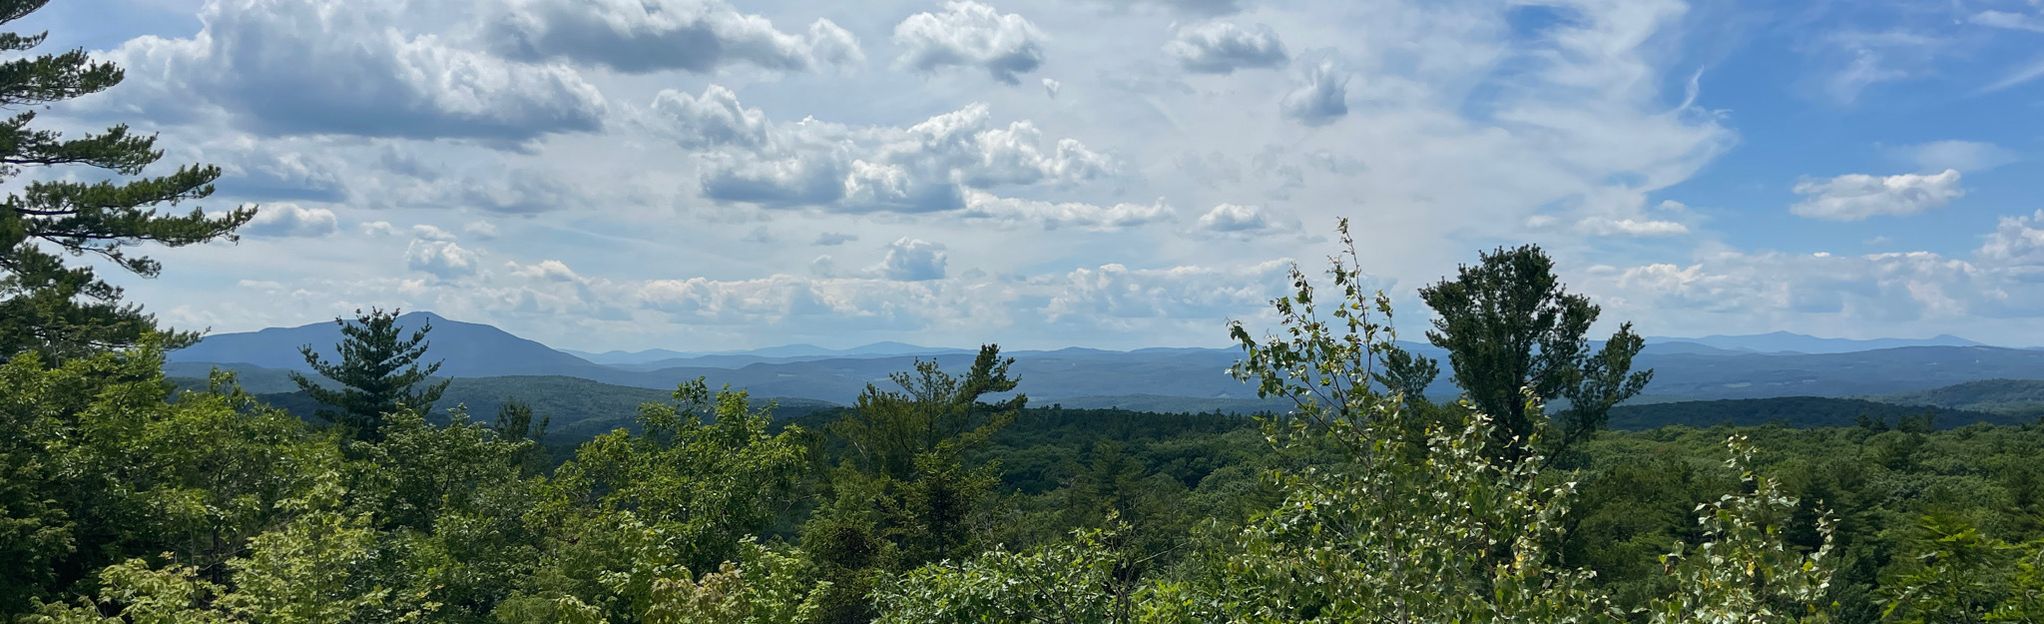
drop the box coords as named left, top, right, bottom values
left=501, top=379, right=811, bottom=622
left=801, top=345, right=1027, bottom=622
left=1609, top=397, right=2015, bottom=430
left=1412, top=241, right=1652, bottom=463
left=0, top=0, right=251, bottom=360
left=1881, top=513, right=2044, bottom=623
left=290, top=308, right=451, bottom=442
left=9, top=215, right=2044, bottom=624
left=0, top=342, right=339, bottom=614
left=1644, top=436, right=1837, bottom=623
left=874, top=523, right=1140, bottom=624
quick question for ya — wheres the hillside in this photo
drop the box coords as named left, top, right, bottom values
left=1886, top=379, right=2044, bottom=416
left=1608, top=396, right=2020, bottom=430
left=170, top=312, right=611, bottom=378
left=166, top=313, right=2044, bottom=409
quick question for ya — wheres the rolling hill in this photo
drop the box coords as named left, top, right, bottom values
left=167, top=312, right=2044, bottom=414
left=1885, top=379, right=2044, bottom=416
left=169, top=311, right=611, bottom=378
left=1608, top=396, right=2018, bottom=430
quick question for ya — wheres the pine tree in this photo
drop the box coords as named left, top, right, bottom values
left=0, top=0, right=253, bottom=360
left=290, top=308, right=449, bottom=442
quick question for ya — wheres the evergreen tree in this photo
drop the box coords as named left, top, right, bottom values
left=1407, top=244, right=1651, bottom=464
left=289, top=308, right=448, bottom=441
left=0, top=0, right=252, bottom=361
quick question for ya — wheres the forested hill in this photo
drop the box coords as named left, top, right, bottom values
left=1885, top=378, right=2044, bottom=415
left=169, top=313, right=2044, bottom=409
left=1609, top=396, right=2021, bottom=430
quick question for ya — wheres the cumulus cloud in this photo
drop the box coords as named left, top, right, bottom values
left=361, top=221, right=399, bottom=236
left=1576, top=217, right=1689, bottom=237
left=507, top=259, right=582, bottom=282
left=241, top=203, right=339, bottom=237
left=874, top=238, right=949, bottom=281
left=894, top=1, right=1045, bottom=84
left=199, top=137, right=349, bottom=201
left=406, top=240, right=481, bottom=279
left=647, top=85, right=771, bottom=149
left=99, top=0, right=605, bottom=141
left=959, top=191, right=1172, bottom=230
left=651, top=87, right=1113, bottom=213
left=1978, top=210, right=2044, bottom=267
left=411, top=224, right=459, bottom=241
left=489, top=0, right=863, bottom=73
left=1196, top=203, right=1274, bottom=232
left=1165, top=21, right=1287, bottom=74
left=1790, top=169, right=1964, bottom=221
left=1042, top=77, right=1061, bottom=98
left=1044, top=260, right=1293, bottom=322
left=1280, top=59, right=1349, bottom=126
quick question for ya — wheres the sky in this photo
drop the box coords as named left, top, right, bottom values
left=18, top=0, right=2044, bottom=351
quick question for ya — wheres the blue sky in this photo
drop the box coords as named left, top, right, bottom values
left=19, top=0, right=2044, bottom=351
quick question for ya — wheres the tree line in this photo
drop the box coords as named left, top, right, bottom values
left=4, top=1, right=2040, bottom=621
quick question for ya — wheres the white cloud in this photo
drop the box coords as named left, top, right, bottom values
left=406, top=240, right=481, bottom=279
left=411, top=224, right=459, bottom=241
left=1042, top=78, right=1061, bottom=98
left=1044, top=260, right=1293, bottom=322
left=507, top=259, right=582, bottom=282
left=1790, top=169, right=1964, bottom=221
left=1279, top=58, right=1348, bottom=126
left=1978, top=210, right=2044, bottom=267
left=646, top=84, right=772, bottom=149
left=488, top=0, right=863, bottom=74
left=98, top=0, right=606, bottom=141
left=1892, top=140, right=2020, bottom=172
left=652, top=87, right=1113, bottom=213
left=814, top=232, right=858, bottom=246
left=1165, top=21, right=1287, bottom=74
left=1971, top=10, right=2044, bottom=33
left=1576, top=217, right=1689, bottom=237
left=874, top=237, right=949, bottom=281
left=1196, top=203, right=1273, bottom=232
left=959, top=191, right=1173, bottom=230
left=464, top=221, right=501, bottom=240
left=361, top=221, right=399, bottom=236
left=893, top=1, right=1045, bottom=84
left=241, top=203, right=339, bottom=237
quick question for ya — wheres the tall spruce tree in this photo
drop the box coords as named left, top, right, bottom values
left=290, top=308, right=449, bottom=442
left=0, top=0, right=252, bottom=360
left=1406, top=244, right=1652, bottom=464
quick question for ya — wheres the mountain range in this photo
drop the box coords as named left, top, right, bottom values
left=165, top=312, right=2044, bottom=421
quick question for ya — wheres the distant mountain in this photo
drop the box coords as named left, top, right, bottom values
left=1640, top=341, right=1752, bottom=356
left=565, top=348, right=696, bottom=366
left=1657, top=331, right=1984, bottom=354
left=1886, top=379, right=2044, bottom=416
left=170, top=311, right=610, bottom=378
left=566, top=342, right=972, bottom=368
left=169, top=313, right=2044, bottom=410
left=1609, top=396, right=2018, bottom=429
